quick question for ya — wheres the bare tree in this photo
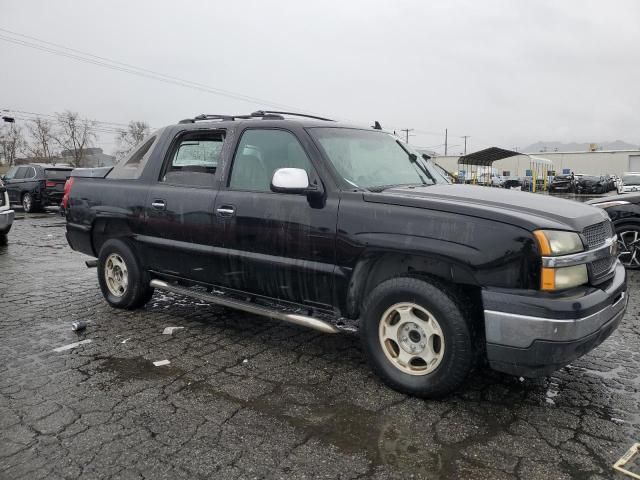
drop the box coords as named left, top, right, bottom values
left=54, top=110, right=96, bottom=168
left=116, top=121, right=150, bottom=160
left=0, top=123, right=26, bottom=167
left=24, top=117, right=56, bottom=163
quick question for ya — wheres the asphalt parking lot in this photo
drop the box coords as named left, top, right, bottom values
left=1, top=209, right=639, bottom=480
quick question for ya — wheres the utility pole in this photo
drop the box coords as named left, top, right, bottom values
left=461, top=136, right=470, bottom=155
left=444, top=128, right=448, bottom=155
left=400, top=128, right=414, bottom=144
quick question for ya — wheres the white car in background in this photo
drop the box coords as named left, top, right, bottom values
left=478, top=173, right=505, bottom=187
left=0, top=177, right=15, bottom=239
left=619, top=172, right=640, bottom=194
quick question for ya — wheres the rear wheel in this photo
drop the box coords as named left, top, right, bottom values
left=360, top=277, right=474, bottom=398
left=97, top=239, right=154, bottom=309
left=22, top=192, right=38, bottom=213
left=616, top=225, right=640, bottom=269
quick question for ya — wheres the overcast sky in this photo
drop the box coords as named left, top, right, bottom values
left=1, top=0, right=639, bottom=154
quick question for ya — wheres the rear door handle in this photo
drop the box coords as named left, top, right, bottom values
left=216, top=205, right=236, bottom=217
left=151, top=200, right=166, bottom=210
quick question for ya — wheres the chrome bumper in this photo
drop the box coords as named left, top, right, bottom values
left=485, top=290, right=627, bottom=348
left=0, top=209, right=14, bottom=230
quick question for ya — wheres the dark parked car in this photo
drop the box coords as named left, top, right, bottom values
left=575, top=175, right=608, bottom=194
left=549, top=174, right=575, bottom=193
left=65, top=111, right=626, bottom=398
left=1, top=164, right=73, bottom=212
left=590, top=193, right=640, bottom=268
left=0, top=178, right=15, bottom=238
left=502, top=176, right=522, bottom=189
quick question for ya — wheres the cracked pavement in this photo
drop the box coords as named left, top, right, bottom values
left=0, top=211, right=639, bottom=479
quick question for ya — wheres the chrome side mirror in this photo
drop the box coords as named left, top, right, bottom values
left=270, top=168, right=310, bottom=194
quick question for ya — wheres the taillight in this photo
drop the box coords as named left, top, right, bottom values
left=62, top=177, right=75, bottom=209
left=45, top=180, right=56, bottom=188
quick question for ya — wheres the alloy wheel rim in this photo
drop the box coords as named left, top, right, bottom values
left=378, top=302, right=445, bottom=376
left=23, top=195, right=31, bottom=211
left=104, top=253, right=129, bottom=297
left=618, top=231, right=640, bottom=267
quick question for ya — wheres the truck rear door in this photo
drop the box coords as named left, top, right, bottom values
left=141, top=129, right=225, bottom=284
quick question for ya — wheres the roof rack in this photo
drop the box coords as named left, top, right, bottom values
left=251, top=110, right=334, bottom=122
left=178, top=110, right=334, bottom=124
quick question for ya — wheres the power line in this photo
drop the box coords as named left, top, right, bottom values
left=0, top=27, right=483, bottom=147
left=0, top=28, right=322, bottom=114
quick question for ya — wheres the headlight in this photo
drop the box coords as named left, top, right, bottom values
left=535, top=230, right=588, bottom=291
left=534, top=230, right=584, bottom=256
left=591, top=200, right=630, bottom=209
left=541, top=265, right=588, bottom=291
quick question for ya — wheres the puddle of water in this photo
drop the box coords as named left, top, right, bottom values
left=185, top=381, right=444, bottom=477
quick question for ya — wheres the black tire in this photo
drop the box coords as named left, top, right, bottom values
left=360, top=277, right=474, bottom=398
left=615, top=224, right=640, bottom=269
left=97, top=238, right=154, bottom=309
left=22, top=192, right=42, bottom=213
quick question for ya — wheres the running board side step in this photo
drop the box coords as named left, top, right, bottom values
left=149, top=279, right=340, bottom=334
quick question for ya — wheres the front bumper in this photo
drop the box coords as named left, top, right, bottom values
left=482, top=261, right=627, bottom=377
left=0, top=209, right=15, bottom=231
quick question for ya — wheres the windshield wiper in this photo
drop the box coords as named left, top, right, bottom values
left=396, top=140, right=438, bottom=184
left=368, top=183, right=428, bottom=193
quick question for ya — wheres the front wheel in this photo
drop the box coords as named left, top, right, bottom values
left=360, top=277, right=474, bottom=398
left=616, top=226, right=640, bottom=269
left=97, top=239, right=154, bottom=309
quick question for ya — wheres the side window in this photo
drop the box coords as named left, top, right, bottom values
left=26, top=167, right=37, bottom=179
left=107, top=134, right=158, bottom=180
left=14, top=167, right=28, bottom=179
left=229, top=129, right=313, bottom=192
left=162, top=131, right=224, bottom=187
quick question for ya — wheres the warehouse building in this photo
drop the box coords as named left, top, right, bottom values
left=433, top=149, right=640, bottom=178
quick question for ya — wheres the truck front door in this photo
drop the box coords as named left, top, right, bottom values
left=213, top=127, right=338, bottom=309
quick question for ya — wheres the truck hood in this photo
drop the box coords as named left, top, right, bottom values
left=363, top=184, right=609, bottom=232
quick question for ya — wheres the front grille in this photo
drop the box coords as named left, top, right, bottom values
left=582, top=221, right=613, bottom=249
left=583, top=220, right=615, bottom=283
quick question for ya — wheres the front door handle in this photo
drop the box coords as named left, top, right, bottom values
left=151, top=200, right=166, bottom=210
left=216, top=205, right=236, bottom=217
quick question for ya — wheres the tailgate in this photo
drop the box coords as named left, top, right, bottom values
left=45, top=168, right=73, bottom=193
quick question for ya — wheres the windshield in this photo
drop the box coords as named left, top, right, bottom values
left=623, top=175, right=640, bottom=185
left=309, top=128, right=449, bottom=190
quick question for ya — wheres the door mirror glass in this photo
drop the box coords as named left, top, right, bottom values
left=270, top=168, right=309, bottom=194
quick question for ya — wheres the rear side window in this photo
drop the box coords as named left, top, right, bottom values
left=162, top=131, right=224, bottom=187
left=108, top=133, right=160, bottom=180
left=45, top=169, right=72, bottom=180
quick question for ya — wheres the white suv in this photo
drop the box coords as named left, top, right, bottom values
left=0, top=178, right=15, bottom=238
left=619, top=172, right=640, bottom=194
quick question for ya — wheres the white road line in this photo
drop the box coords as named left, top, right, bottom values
left=53, top=339, right=93, bottom=353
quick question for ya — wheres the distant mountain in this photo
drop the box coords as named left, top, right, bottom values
left=523, top=140, right=639, bottom=153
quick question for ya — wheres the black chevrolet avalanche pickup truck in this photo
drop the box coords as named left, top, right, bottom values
left=64, top=111, right=627, bottom=397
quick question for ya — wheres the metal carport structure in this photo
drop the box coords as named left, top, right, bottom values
left=456, top=147, right=554, bottom=192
